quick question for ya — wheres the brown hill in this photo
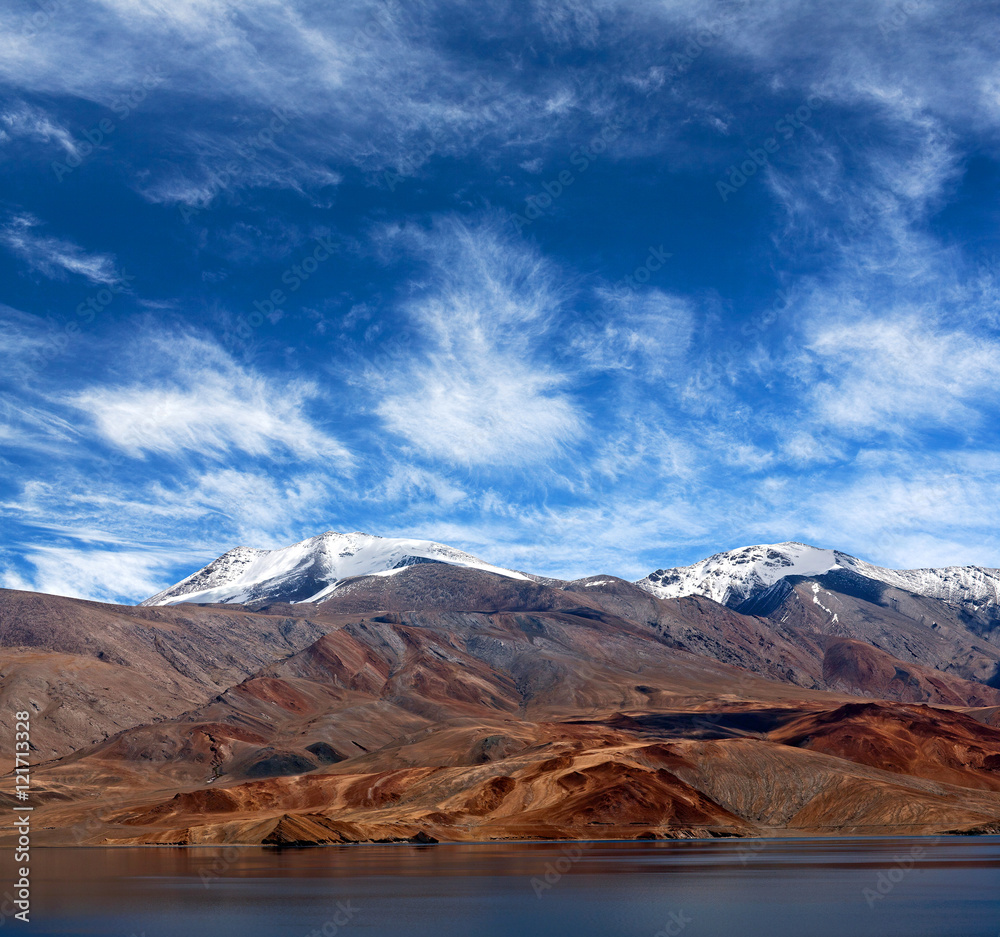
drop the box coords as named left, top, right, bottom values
left=3, top=564, right=1000, bottom=846
left=0, top=588, right=341, bottom=758
left=769, top=700, right=1000, bottom=790
left=6, top=597, right=1000, bottom=845
left=306, top=565, right=1000, bottom=705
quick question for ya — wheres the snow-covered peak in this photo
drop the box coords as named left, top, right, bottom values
left=636, top=541, right=1000, bottom=610
left=843, top=556, right=1000, bottom=607
left=637, top=542, right=839, bottom=607
left=142, top=530, right=530, bottom=607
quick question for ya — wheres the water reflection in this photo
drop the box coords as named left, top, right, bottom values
left=15, top=836, right=1000, bottom=937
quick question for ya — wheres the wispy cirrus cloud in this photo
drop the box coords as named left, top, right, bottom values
left=1, top=214, right=119, bottom=284
left=67, top=332, right=353, bottom=463
left=0, top=102, right=78, bottom=155
left=0, top=544, right=186, bottom=605
left=571, top=287, right=695, bottom=379
left=804, top=314, right=1000, bottom=436
left=4, top=0, right=1000, bottom=600
left=782, top=451, right=1000, bottom=570
left=1, top=456, right=349, bottom=601
left=371, top=217, right=586, bottom=467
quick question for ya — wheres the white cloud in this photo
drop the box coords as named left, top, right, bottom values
left=805, top=314, right=1000, bottom=435
left=780, top=431, right=845, bottom=466
left=4, top=545, right=180, bottom=604
left=0, top=304, right=56, bottom=381
left=0, top=0, right=626, bottom=200
left=369, top=465, right=468, bottom=510
left=788, top=461, right=1000, bottom=570
left=377, top=365, right=583, bottom=467
left=0, top=214, right=119, bottom=284
left=372, top=217, right=586, bottom=467
left=573, top=287, right=694, bottom=379
left=68, top=333, right=353, bottom=463
left=0, top=102, right=78, bottom=155
left=418, top=488, right=714, bottom=581
left=0, top=567, right=33, bottom=592
left=3, top=461, right=341, bottom=568
left=0, top=386, right=86, bottom=456
left=0, top=0, right=994, bottom=195
left=159, top=468, right=341, bottom=547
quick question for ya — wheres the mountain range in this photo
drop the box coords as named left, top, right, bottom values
left=145, top=531, right=1000, bottom=633
left=2, top=531, right=1000, bottom=846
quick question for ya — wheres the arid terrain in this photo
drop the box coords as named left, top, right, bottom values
left=3, top=541, right=1000, bottom=846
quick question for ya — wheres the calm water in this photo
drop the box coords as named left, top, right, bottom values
left=10, top=837, right=1000, bottom=936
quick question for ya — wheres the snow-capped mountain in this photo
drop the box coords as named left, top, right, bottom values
left=636, top=541, right=1000, bottom=611
left=144, top=531, right=1000, bottom=617
left=142, top=531, right=530, bottom=607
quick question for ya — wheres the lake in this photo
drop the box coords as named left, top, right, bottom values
left=11, top=837, right=1000, bottom=936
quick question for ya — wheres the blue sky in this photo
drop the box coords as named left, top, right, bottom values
left=2, top=0, right=1000, bottom=603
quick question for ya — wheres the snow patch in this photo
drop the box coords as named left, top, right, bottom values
left=811, top=583, right=838, bottom=620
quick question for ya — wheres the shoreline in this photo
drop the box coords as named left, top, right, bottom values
left=12, top=829, right=1000, bottom=848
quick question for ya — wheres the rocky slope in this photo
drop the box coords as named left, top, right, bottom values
left=0, top=588, right=340, bottom=758
left=3, top=568, right=1000, bottom=845
left=4, top=535, right=1000, bottom=845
